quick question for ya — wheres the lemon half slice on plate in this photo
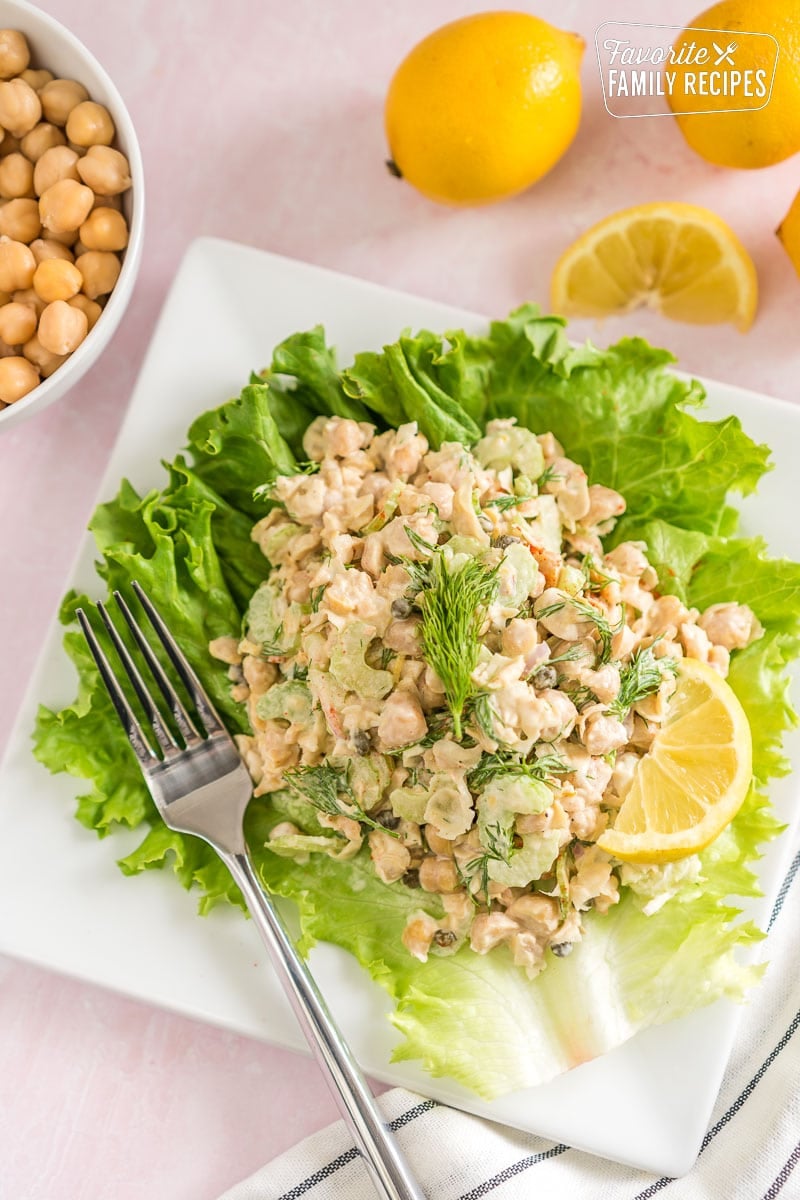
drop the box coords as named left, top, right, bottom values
left=598, top=658, right=753, bottom=864
left=551, top=201, right=758, bottom=331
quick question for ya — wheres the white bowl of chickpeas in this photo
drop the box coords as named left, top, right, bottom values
left=0, top=1, right=143, bottom=428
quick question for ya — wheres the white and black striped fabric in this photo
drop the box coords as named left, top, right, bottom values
left=219, top=844, right=800, bottom=1200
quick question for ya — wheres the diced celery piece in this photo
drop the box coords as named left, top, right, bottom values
left=329, top=620, right=393, bottom=699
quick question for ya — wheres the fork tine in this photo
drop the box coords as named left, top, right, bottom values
left=112, top=589, right=202, bottom=745
left=96, top=600, right=178, bottom=754
left=76, top=607, right=159, bottom=764
left=130, top=580, right=228, bottom=739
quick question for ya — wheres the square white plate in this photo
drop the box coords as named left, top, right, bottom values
left=1, top=237, right=798, bottom=1176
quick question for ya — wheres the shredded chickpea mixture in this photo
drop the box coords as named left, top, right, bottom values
left=210, top=415, right=762, bottom=978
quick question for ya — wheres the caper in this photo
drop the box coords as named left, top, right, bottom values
left=391, top=597, right=413, bottom=618
left=550, top=941, right=574, bottom=957
left=433, top=929, right=458, bottom=947
left=491, top=534, right=521, bottom=550
left=352, top=729, right=372, bottom=755
left=375, top=810, right=401, bottom=831
left=532, top=664, right=558, bottom=690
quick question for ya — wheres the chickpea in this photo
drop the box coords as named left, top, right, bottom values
left=65, top=100, right=114, bottom=148
left=91, top=190, right=122, bottom=212
left=0, top=30, right=30, bottom=80
left=0, top=152, right=33, bottom=199
left=13, top=287, right=46, bottom=318
left=33, top=145, right=79, bottom=196
left=46, top=226, right=79, bottom=248
left=20, top=121, right=65, bottom=162
left=75, top=250, right=120, bottom=299
left=23, top=332, right=65, bottom=377
left=33, top=257, right=82, bottom=303
left=30, top=237, right=73, bottom=264
left=38, top=298, right=88, bottom=354
left=76, top=145, right=131, bottom=196
left=0, top=353, right=38, bottom=401
left=0, top=198, right=41, bottom=242
left=68, top=293, right=101, bottom=330
left=20, top=68, right=54, bottom=91
left=39, top=79, right=88, bottom=127
left=0, top=78, right=42, bottom=136
left=0, top=238, right=35, bottom=291
left=418, top=856, right=460, bottom=893
left=0, top=300, right=36, bottom=344
left=39, top=178, right=94, bottom=234
left=79, top=207, right=128, bottom=252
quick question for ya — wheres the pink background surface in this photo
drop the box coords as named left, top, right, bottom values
left=1, top=1, right=799, bottom=1196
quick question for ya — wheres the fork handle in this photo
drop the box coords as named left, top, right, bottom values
left=224, top=849, right=428, bottom=1200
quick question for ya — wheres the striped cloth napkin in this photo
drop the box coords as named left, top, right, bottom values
left=219, top=842, right=800, bottom=1200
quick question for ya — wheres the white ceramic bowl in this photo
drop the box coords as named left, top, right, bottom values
left=0, top=0, right=144, bottom=431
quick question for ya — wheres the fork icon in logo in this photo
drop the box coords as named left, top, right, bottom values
left=712, top=40, right=737, bottom=65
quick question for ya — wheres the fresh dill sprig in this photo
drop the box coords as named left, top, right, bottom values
left=536, top=463, right=564, bottom=488
left=462, top=821, right=514, bottom=899
left=467, top=751, right=569, bottom=791
left=386, top=553, right=432, bottom=597
left=545, top=643, right=586, bottom=666
left=567, top=596, right=625, bottom=665
left=284, top=763, right=399, bottom=836
left=536, top=599, right=567, bottom=620
left=378, top=645, right=396, bottom=670
left=309, top=585, right=326, bottom=613
left=606, top=645, right=674, bottom=719
left=484, top=492, right=534, bottom=512
left=560, top=680, right=600, bottom=711
left=404, top=526, right=438, bottom=556
left=469, top=691, right=498, bottom=741
left=261, top=623, right=286, bottom=658
left=580, top=554, right=617, bottom=593
left=418, top=553, right=499, bottom=741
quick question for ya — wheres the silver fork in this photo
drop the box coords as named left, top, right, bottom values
left=77, top=581, right=426, bottom=1200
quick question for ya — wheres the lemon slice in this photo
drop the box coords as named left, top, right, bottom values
left=550, top=202, right=758, bottom=331
left=597, top=658, right=752, bottom=864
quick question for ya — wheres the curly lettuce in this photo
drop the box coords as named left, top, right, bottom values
left=33, top=307, right=800, bottom=1098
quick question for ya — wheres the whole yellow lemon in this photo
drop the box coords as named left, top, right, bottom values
left=384, top=11, right=584, bottom=205
left=777, top=187, right=800, bottom=276
left=668, top=0, right=800, bottom=168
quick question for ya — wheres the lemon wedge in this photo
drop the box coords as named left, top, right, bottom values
left=550, top=202, right=758, bottom=331
left=597, top=658, right=752, bottom=864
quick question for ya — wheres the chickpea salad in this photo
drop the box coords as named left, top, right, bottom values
left=36, top=308, right=800, bottom=1098
left=213, top=414, right=762, bottom=979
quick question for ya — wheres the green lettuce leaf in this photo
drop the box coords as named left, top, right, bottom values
left=32, top=309, right=800, bottom=1099
left=270, top=327, right=370, bottom=424
left=187, top=381, right=298, bottom=518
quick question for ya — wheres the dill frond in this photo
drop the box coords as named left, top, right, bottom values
left=461, top=821, right=514, bottom=899
left=284, top=763, right=398, bottom=836
left=485, top=492, right=534, bottom=512
left=606, top=645, right=671, bottom=718
left=567, top=596, right=625, bottom=665
left=536, top=464, right=564, bottom=488
left=467, top=751, right=569, bottom=791
left=418, top=553, right=499, bottom=741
